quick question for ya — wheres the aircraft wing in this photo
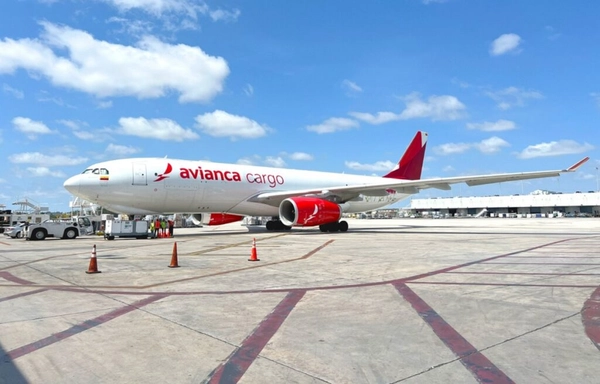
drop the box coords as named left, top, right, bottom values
left=250, top=157, right=589, bottom=206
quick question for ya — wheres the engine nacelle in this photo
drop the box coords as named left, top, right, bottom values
left=279, top=197, right=342, bottom=227
left=191, top=213, right=244, bottom=226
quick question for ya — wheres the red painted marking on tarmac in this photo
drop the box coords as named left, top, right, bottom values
left=483, top=262, right=600, bottom=266
left=402, top=238, right=573, bottom=282
left=206, top=290, right=306, bottom=384
left=408, top=281, right=598, bottom=289
left=0, top=238, right=585, bottom=297
left=0, top=241, right=10, bottom=246
left=0, top=271, right=35, bottom=285
left=582, top=286, right=600, bottom=351
left=3, top=294, right=166, bottom=361
left=0, top=288, right=47, bottom=303
left=447, top=271, right=600, bottom=276
left=393, top=282, right=515, bottom=384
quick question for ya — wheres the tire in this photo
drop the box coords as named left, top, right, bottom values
left=339, top=221, right=349, bottom=232
left=32, top=229, right=46, bottom=241
left=16, top=231, right=23, bottom=239
left=64, top=228, right=77, bottom=239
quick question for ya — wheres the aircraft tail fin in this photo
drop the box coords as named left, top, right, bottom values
left=383, top=131, right=427, bottom=180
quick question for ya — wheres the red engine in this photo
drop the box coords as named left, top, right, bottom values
left=191, top=213, right=244, bottom=226
left=279, top=197, right=341, bottom=227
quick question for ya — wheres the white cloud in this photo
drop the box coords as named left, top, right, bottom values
left=101, top=0, right=240, bottom=28
left=545, top=26, right=561, bottom=41
left=106, top=143, right=141, bottom=156
left=195, top=110, right=270, bottom=140
left=306, top=117, right=359, bottom=134
left=97, top=100, right=113, bottom=109
left=475, top=136, right=510, bottom=154
left=264, top=156, right=286, bottom=168
left=342, top=79, right=362, bottom=96
left=400, top=93, right=466, bottom=120
left=350, top=93, right=466, bottom=125
left=236, top=155, right=286, bottom=167
left=9, top=152, right=88, bottom=166
left=518, top=140, right=594, bottom=159
left=466, top=119, right=516, bottom=132
left=422, top=0, right=448, bottom=4
left=442, top=165, right=455, bottom=172
left=12, top=117, right=56, bottom=139
left=209, top=8, right=241, bottom=22
left=116, top=117, right=199, bottom=141
left=490, top=33, right=522, bottom=56
left=435, top=137, right=510, bottom=155
left=26, top=167, right=66, bottom=178
left=0, top=22, right=229, bottom=103
left=345, top=160, right=395, bottom=172
left=3, top=83, right=24, bottom=98
left=434, top=142, right=471, bottom=155
left=591, top=92, right=600, bottom=108
left=485, top=87, right=543, bottom=110
left=348, top=111, right=398, bottom=125
left=288, top=152, right=314, bottom=161
left=236, top=157, right=255, bottom=166
left=243, top=84, right=254, bottom=96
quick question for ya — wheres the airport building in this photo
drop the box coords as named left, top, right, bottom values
left=408, top=190, right=600, bottom=218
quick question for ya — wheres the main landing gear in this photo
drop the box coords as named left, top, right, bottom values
left=266, top=219, right=291, bottom=231
left=319, top=221, right=348, bottom=233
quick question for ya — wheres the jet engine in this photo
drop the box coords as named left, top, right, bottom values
left=279, top=197, right=342, bottom=227
left=190, top=213, right=244, bottom=226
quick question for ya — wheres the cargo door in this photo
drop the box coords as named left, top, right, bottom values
left=132, top=163, right=147, bottom=185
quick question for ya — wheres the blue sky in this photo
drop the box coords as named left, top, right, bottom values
left=1, top=0, right=599, bottom=212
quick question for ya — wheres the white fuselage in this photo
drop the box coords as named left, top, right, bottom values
left=63, top=158, right=410, bottom=216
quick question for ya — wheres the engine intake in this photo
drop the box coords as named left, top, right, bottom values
left=279, top=197, right=341, bottom=227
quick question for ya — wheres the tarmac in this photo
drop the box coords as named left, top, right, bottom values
left=1, top=217, right=599, bottom=384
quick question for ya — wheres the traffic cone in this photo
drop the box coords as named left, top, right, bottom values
left=168, top=242, right=180, bottom=268
left=248, top=238, right=260, bottom=261
left=86, top=244, right=101, bottom=274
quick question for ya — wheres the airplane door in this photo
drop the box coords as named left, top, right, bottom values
left=132, top=163, right=147, bottom=185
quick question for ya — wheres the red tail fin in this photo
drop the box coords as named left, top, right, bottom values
left=383, top=131, right=427, bottom=180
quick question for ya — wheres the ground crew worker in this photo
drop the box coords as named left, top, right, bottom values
left=155, top=217, right=161, bottom=237
left=168, top=218, right=174, bottom=237
left=160, top=219, right=167, bottom=237
left=149, top=220, right=155, bottom=238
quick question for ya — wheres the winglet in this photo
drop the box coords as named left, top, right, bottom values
left=383, top=131, right=428, bottom=180
left=566, top=157, right=589, bottom=172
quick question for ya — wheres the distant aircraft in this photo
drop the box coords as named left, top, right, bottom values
left=63, top=131, right=589, bottom=232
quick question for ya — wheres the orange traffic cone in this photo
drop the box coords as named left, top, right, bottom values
left=248, top=238, right=260, bottom=261
left=168, top=242, right=180, bottom=268
left=86, top=244, right=101, bottom=274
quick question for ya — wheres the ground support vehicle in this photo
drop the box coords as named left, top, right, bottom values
left=3, top=223, right=26, bottom=238
left=26, top=217, right=93, bottom=241
left=104, top=220, right=150, bottom=240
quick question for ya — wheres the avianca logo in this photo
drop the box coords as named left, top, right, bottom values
left=153, top=163, right=285, bottom=188
left=154, top=163, right=173, bottom=182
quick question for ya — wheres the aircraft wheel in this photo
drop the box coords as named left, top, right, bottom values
left=266, top=221, right=274, bottom=231
left=328, top=223, right=340, bottom=232
left=339, top=221, right=349, bottom=232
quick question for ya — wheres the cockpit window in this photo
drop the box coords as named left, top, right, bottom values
left=100, top=168, right=109, bottom=175
left=81, top=168, right=97, bottom=174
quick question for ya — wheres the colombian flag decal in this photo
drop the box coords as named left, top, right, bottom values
left=100, top=176, right=109, bottom=181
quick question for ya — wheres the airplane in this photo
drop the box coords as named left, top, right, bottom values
left=63, top=131, right=589, bottom=232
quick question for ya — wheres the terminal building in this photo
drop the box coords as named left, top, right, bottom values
left=408, top=190, right=600, bottom=218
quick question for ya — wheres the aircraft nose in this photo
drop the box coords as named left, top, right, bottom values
left=63, top=175, right=80, bottom=194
